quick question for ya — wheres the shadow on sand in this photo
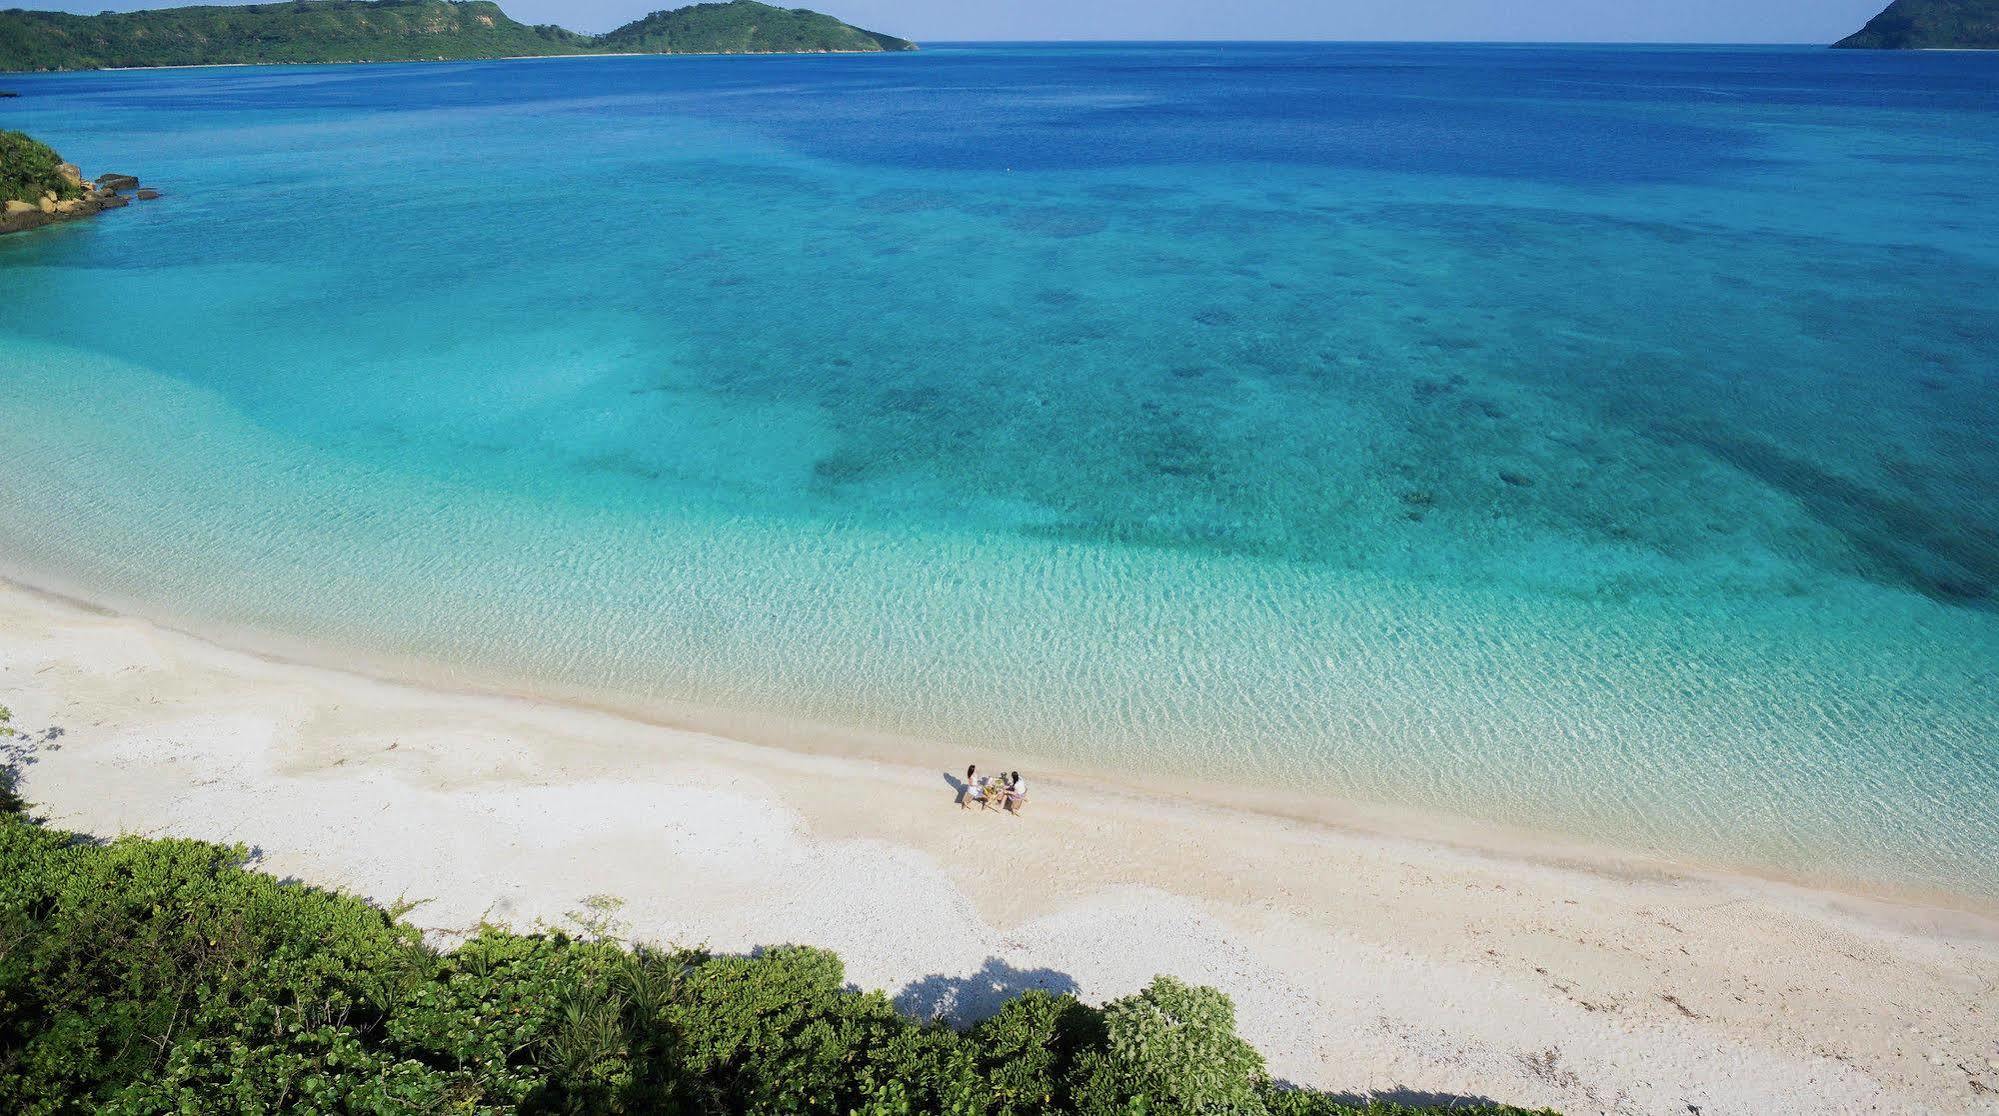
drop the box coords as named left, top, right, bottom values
left=1306, top=1084, right=1520, bottom=1109
left=895, top=955, right=1081, bottom=1023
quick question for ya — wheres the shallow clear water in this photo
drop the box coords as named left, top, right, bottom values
left=2, top=44, right=1995, bottom=897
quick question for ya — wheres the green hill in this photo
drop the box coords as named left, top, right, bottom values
left=0, top=0, right=916, bottom=72
left=0, top=1, right=592, bottom=70
left=1833, top=0, right=1999, bottom=47
left=600, top=1, right=915, bottom=54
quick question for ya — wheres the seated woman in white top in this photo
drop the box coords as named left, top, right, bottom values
left=1004, top=771, right=1026, bottom=814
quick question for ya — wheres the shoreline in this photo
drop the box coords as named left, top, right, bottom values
left=0, top=155, right=148, bottom=237
left=5, top=574, right=1999, bottom=1112
left=2, top=47, right=912, bottom=76
left=4, top=563, right=1994, bottom=924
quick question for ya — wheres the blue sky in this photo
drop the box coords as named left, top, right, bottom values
left=27, top=0, right=1892, bottom=43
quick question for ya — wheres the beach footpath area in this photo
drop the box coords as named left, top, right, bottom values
left=4, top=578, right=1996, bottom=1114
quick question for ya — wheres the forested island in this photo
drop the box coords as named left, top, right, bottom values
left=1834, top=0, right=1999, bottom=48
left=0, top=0, right=916, bottom=72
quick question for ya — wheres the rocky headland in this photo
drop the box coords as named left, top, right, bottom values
left=1834, top=0, right=1999, bottom=47
left=0, top=132, right=153, bottom=237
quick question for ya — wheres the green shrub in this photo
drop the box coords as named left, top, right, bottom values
left=971, top=988, right=1101, bottom=1113
left=0, top=707, right=19, bottom=817
left=0, top=132, right=79, bottom=206
left=0, top=811, right=1558, bottom=1114
left=0, top=820, right=435, bottom=1112
left=395, top=929, right=623, bottom=1110
left=659, top=944, right=979, bottom=1114
left=1070, top=976, right=1270, bottom=1115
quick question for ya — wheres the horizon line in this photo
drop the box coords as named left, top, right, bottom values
left=911, top=38, right=1842, bottom=47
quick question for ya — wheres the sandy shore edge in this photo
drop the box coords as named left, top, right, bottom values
left=11, top=556, right=1989, bottom=924
left=4, top=578, right=1997, bottom=1113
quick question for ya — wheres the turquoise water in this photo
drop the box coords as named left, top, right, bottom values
left=2, top=45, right=1995, bottom=898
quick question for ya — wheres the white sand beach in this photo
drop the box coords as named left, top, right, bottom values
left=4, top=577, right=1996, bottom=1114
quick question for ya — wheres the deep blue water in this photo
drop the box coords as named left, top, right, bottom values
left=2, top=44, right=1996, bottom=897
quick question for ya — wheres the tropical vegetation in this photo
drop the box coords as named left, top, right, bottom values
left=599, top=2, right=915, bottom=54
left=0, top=130, right=81, bottom=208
left=0, top=0, right=916, bottom=72
left=0, top=766, right=1553, bottom=1114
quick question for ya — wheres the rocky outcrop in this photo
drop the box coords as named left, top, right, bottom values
left=0, top=166, right=152, bottom=237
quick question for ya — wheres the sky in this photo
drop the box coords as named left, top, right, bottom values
left=25, top=0, right=1893, bottom=44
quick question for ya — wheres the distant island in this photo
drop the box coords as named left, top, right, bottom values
left=1834, top=0, right=1999, bottom=48
left=0, top=0, right=916, bottom=72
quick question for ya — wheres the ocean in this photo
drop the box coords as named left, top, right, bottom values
left=2, top=43, right=1995, bottom=898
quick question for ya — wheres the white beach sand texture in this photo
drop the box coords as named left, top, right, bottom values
left=3, top=578, right=1997, bottom=1115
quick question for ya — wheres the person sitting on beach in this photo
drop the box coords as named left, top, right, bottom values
left=1003, top=770, right=1026, bottom=815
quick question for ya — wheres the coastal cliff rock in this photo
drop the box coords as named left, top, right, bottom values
left=1834, top=0, right=1999, bottom=48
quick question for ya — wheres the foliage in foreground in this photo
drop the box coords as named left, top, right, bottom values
left=0, top=707, right=19, bottom=816
left=0, top=798, right=1554, bottom=1115
left=0, top=131, right=82, bottom=207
